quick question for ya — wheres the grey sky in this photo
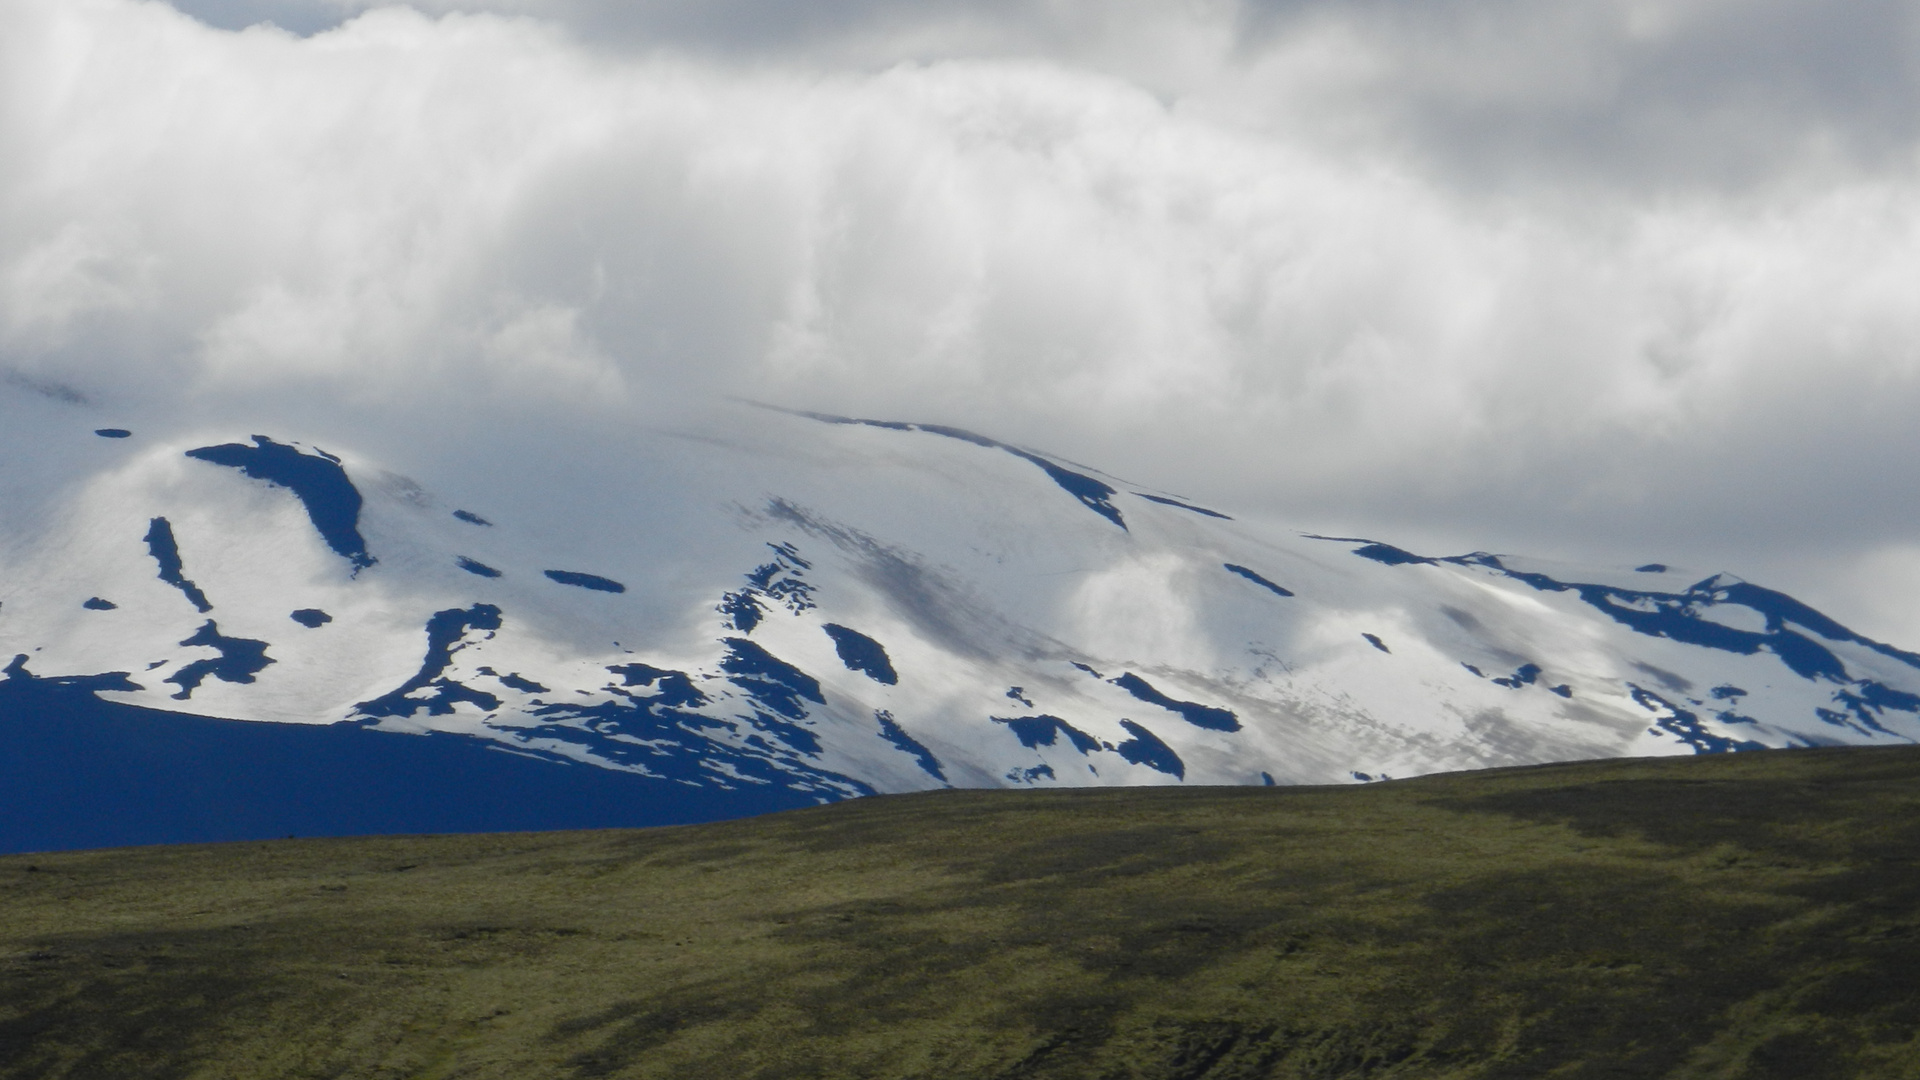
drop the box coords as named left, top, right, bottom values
left=177, top=0, right=1920, bottom=178
left=9, top=0, right=1920, bottom=640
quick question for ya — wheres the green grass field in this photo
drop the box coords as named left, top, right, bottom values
left=6, top=746, right=1920, bottom=1079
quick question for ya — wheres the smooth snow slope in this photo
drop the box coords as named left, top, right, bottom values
left=5, top=394, right=1919, bottom=821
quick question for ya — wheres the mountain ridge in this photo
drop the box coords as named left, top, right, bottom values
left=5, top=397, right=1919, bottom=847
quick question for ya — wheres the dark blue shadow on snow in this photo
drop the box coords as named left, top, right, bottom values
left=1629, top=684, right=1767, bottom=754
left=497, top=671, right=545, bottom=694
left=823, top=624, right=897, bottom=685
left=1316, top=535, right=1920, bottom=733
left=993, top=714, right=1102, bottom=754
left=1449, top=553, right=1890, bottom=683
left=1351, top=543, right=1437, bottom=566
left=1134, top=493, right=1232, bottom=519
left=185, top=436, right=375, bottom=571
left=608, top=662, right=705, bottom=708
left=1828, top=681, right=1920, bottom=738
left=144, top=517, right=212, bottom=613
left=1492, top=663, right=1541, bottom=688
left=719, top=590, right=765, bottom=633
left=1489, top=662, right=1569, bottom=697
left=457, top=556, right=502, bottom=578
left=794, top=410, right=1128, bottom=530
left=290, top=608, right=332, bottom=628
left=748, top=543, right=809, bottom=584
left=477, top=667, right=548, bottom=695
left=165, top=621, right=274, bottom=700
left=1114, top=719, right=1184, bottom=778
left=93, top=428, right=131, bottom=439
left=1223, top=563, right=1293, bottom=598
left=720, top=544, right=817, bottom=634
left=523, top=660, right=867, bottom=797
left=0, top=655, right=817, bottom=854
left=720, top=638, right=824, bottom=721
left=1110, top=672, right=1239, bottom=732
left=357, top=605, right=504, bottom=719
left=545, top=569, right=625, bottom=593
left=876, top=710, right=945, bottom=781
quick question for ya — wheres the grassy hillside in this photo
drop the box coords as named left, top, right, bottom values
left=5, top=747, right=1920, bottom=1079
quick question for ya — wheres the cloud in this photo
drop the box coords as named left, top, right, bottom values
left=7, top=0, right=1920, bottom=631
left=168, top=0, right=1920, bottom=188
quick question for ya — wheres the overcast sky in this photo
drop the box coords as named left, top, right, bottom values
left=7, top=0, right=1920, bottom=639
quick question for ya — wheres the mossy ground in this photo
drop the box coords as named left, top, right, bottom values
left=6, top=746, right=1920, bottom=1078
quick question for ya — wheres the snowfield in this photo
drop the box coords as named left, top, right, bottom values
left=6, top=397, right=1918, bottom=815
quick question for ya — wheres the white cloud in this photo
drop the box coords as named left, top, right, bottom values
left=7, top=0, right=1920, bottom=633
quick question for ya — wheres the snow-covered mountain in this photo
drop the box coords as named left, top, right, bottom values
left=5, top=392, right=1919, bottom=847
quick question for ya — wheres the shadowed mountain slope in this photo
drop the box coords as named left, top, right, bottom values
left=0, top=658, right=816, bottom=854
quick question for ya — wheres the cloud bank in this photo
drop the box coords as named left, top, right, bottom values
left=6, top=0, right=1920, bottom=635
